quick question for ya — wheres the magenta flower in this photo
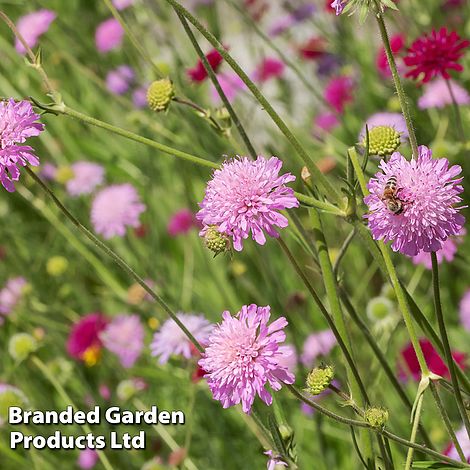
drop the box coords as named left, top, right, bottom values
left=301, top=329, right=337, bottom=367
left=66, top=161, right=105, bottom=196
left=197, top=156, right=298, bottom=251
left=330, top=0, right=346, bottom=15
left=0, top=277, right=27, bottom=321
left=411, top=229, right=465, bottom=269
left=0, top=99, right=44, bottom=192
left=78, top=448, right=98, bottom=470
left=418, top=78, right=470, bottom=109
left=254, top=57, right=285, bottom=82
left=167, top=209, right=196, bottom=237
left=460, top=289, right=470, bottom=332
left=199, top=304, right=295, bottom=413
left=151, top=313, right=213, bottom=364
left=15, top=9, right=56, bottom=54
left=364, top=146, right=465, bottom=256
left=445, top=425, right=470, bottom=462
left=314, top=112, right=340, bottom=134
left=112, top=0, right=134, bottom=10
left=100, top=315, right=144, bottom=368
left=360, top=112, right=409, bottom=142
left=91, top=184, right=146, bottom=239
left=264, top=451, right=288, bottom=470
left=210, top=72, right=245, bottom=104
left=66, top=313, right=108, bottom=361
left=324, top=76, right=354, bottom=113
left=105, top=66, right=135, bottom=95
left=95, top=18, right=124, bottom=53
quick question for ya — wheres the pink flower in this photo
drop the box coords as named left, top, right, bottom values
left=364, top=146, right=465, bottom=256
left=197, top=156, right=298, bottom=251
left=15, top=10, right=56, bottom=54
left=330, top=0, right=346, bottom=15
left=66, top=161, right=105, bottom=196
left=187, top=48, right=224, bottom=83
left=324, top=76, right=354, bottom=114
left=112, top=0, right=134, bottom=10
left=78, top=449, right=98, bottom=470
left=95, top=18, right=124, bottom=53
left=301, top=329, right=337, bottom=367
left=418, top=78, right=470, bottom=109
left=459, top=289, right=470, bottom=332
left=359, top=112, right=409, bottom=142
left=276, top=344, right=298, bottom=374
left=100, top=315, right=144, bottom=368
left=210, top=73, right=245, bottom=103
left=199, top=304, right=295, bottom=413
left=132, top=86, right=148, bottom=108
left=91, top=184, right=146, bottom=239
left=445, top=425, right=470, bottom=462
left=264, top=450, right=288, bottom=470
left=314, top=112, right=340, bottom=133
left=254, top=58, right=285, bottom=82
left=40, top=163, right=57, bottom=180
left=99, top=384, right=111, bottom=400
left=151, top=313, right=213, bottom=364
left=0, top=99, right=44, bottom=192
left=376, top=34, right=405, bottom=78
left=167, top=209, right=196, bottom=237
left=0, top=277, right=27, bottom=321
left=66, top=313, right=108, bottom=361
left=105, top=66, right=135, bottom=95
left=411, top=229, right=465, bottom=269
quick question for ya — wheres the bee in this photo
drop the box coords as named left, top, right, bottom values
left=381, top=176, right=407, bottom=215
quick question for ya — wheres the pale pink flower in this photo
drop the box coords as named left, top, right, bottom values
left=0, top=277, right=27, bottom=321
left=78, top=449, right=98, bottom=470
left=301, top=329, right=337, bottom=367
left=459, top=289, right=470, bottom=332
left=113, top=0, right=134, bottom=10
left=418, top=78, right=470, bottom=109
left=95, top=18, right=124, bottom=53
left=66, top=161, right=105, bottom=196
left=15, top=10, right=56, bottom=54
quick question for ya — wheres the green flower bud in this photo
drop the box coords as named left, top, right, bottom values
left=46, top=256, right=69, bottom=277
left=365, top=407, right=389, bottom=428
left=306, top=365, right=334, bottom=395
left=47, top=358, right=74, bottom=385
left=203, top=225, right=230, bottom=256
left=363, top=126, right=401, bottom=157
left=0, top=385, right=28, bottom=425
left=8, top=333, right=38, bottom=362
left=147, top=78, right=175, bottom=112
left=367, top=296, right=394, bottom=322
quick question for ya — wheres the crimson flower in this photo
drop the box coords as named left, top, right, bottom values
left=404, top=27, right=470, bottom=83
left=376, top=34, right=405, bottom=77
left=187, top=48, right=224, bottom=83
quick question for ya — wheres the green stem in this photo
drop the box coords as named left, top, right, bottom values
left=173, top=96, right=225, bottom=133
left=404, top=392, right=423, bottom=470
left=295, top=192, right=345, bottom=216
left=25, top=167, right=204, bottom=353
left=431, top=252, right=470, bottom=439
left=164, top=0, right=343, bottom=206
left=333, top=228, right=356, bottom=276
left=31, top=356, right=114, bottom=470
left=374, top=3, right=419, bottom=159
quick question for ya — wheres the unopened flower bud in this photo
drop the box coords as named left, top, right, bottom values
left=8, top=333, right=38, bottom=361
left=365, top=407, right=389, bottom=428
left=203, top=225, right=230, bottom=256
left=367, top=296, right=394, bottom=322
left=301, top=166, right=311, bottom=185
left=147, top=78, right=175, bottom=112
left=363, top=126, right=401, bottom=157
left=306, top=365, right=334, bottom=395
left=46, top=256, right=69, bottom=276
left=55, top=165, right=74, bottom=184
left=214, top=107, right=231, bottom=126
left=0, top=385, right=28, bottom=425
left=117, top=378, right=146, bottom=401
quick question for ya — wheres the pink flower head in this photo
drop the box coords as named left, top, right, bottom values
left=112, top=0, right=134, bottom=10
left=399, top=338, right=466, bottom=381
left=210, top=72, right=246, bottom=104
left=105, top=65, right=135, bottom=95
left=151, top=313, right=213, bottom=364
left=330, top=0, right=346, bottom=15
left=167, top=208, right=196, bottom=237
left=95, top=18, right=124, bottom=53
left=264, top=450, right=288, bottom=470
left=360, top=112, right=409, bottom=142
left=187, top=48, right=224, bottom=83
left=301, top=329, right=337, bottom=367
left=404, top=28, right=470, bottom=83
left=200, top=305, right=295, bottom=413
left=78, top=448, right=99, bottom=470
left=276, top=343, right=298, bottom=374
left=0, top=277, right=27, bottom=321
left=445, top=425, right=470, bottom=462
left=15, top=10, right=56, bottom=54
left=197, top=156, right=298, bottom=251
left=100, top=314, right=144, bottom=368
left=0, top=99, right=44, bottom=192
left=254, top=58, right=285, bottom=82
left=66, top=313, right=108, bottom=361
left=324, top=76, right=354, bottom=114
left=91, top=184, right=146, bottom=239
left=364, top=146, right=465, bottom=256
left=314, top=112, right=340, bottom=134
left=66, top=161, right=105, bottom=196
left=132, top=86, right=148, bottom=108
left=411, top=228, right=465, bottom=269
left=460, top=289, right=470, bottom=332
left=376, top=34, right=405, bottom=78
left=40, top=162, right=57, bottom=180
left=418, top=78, right=470, bottom=109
